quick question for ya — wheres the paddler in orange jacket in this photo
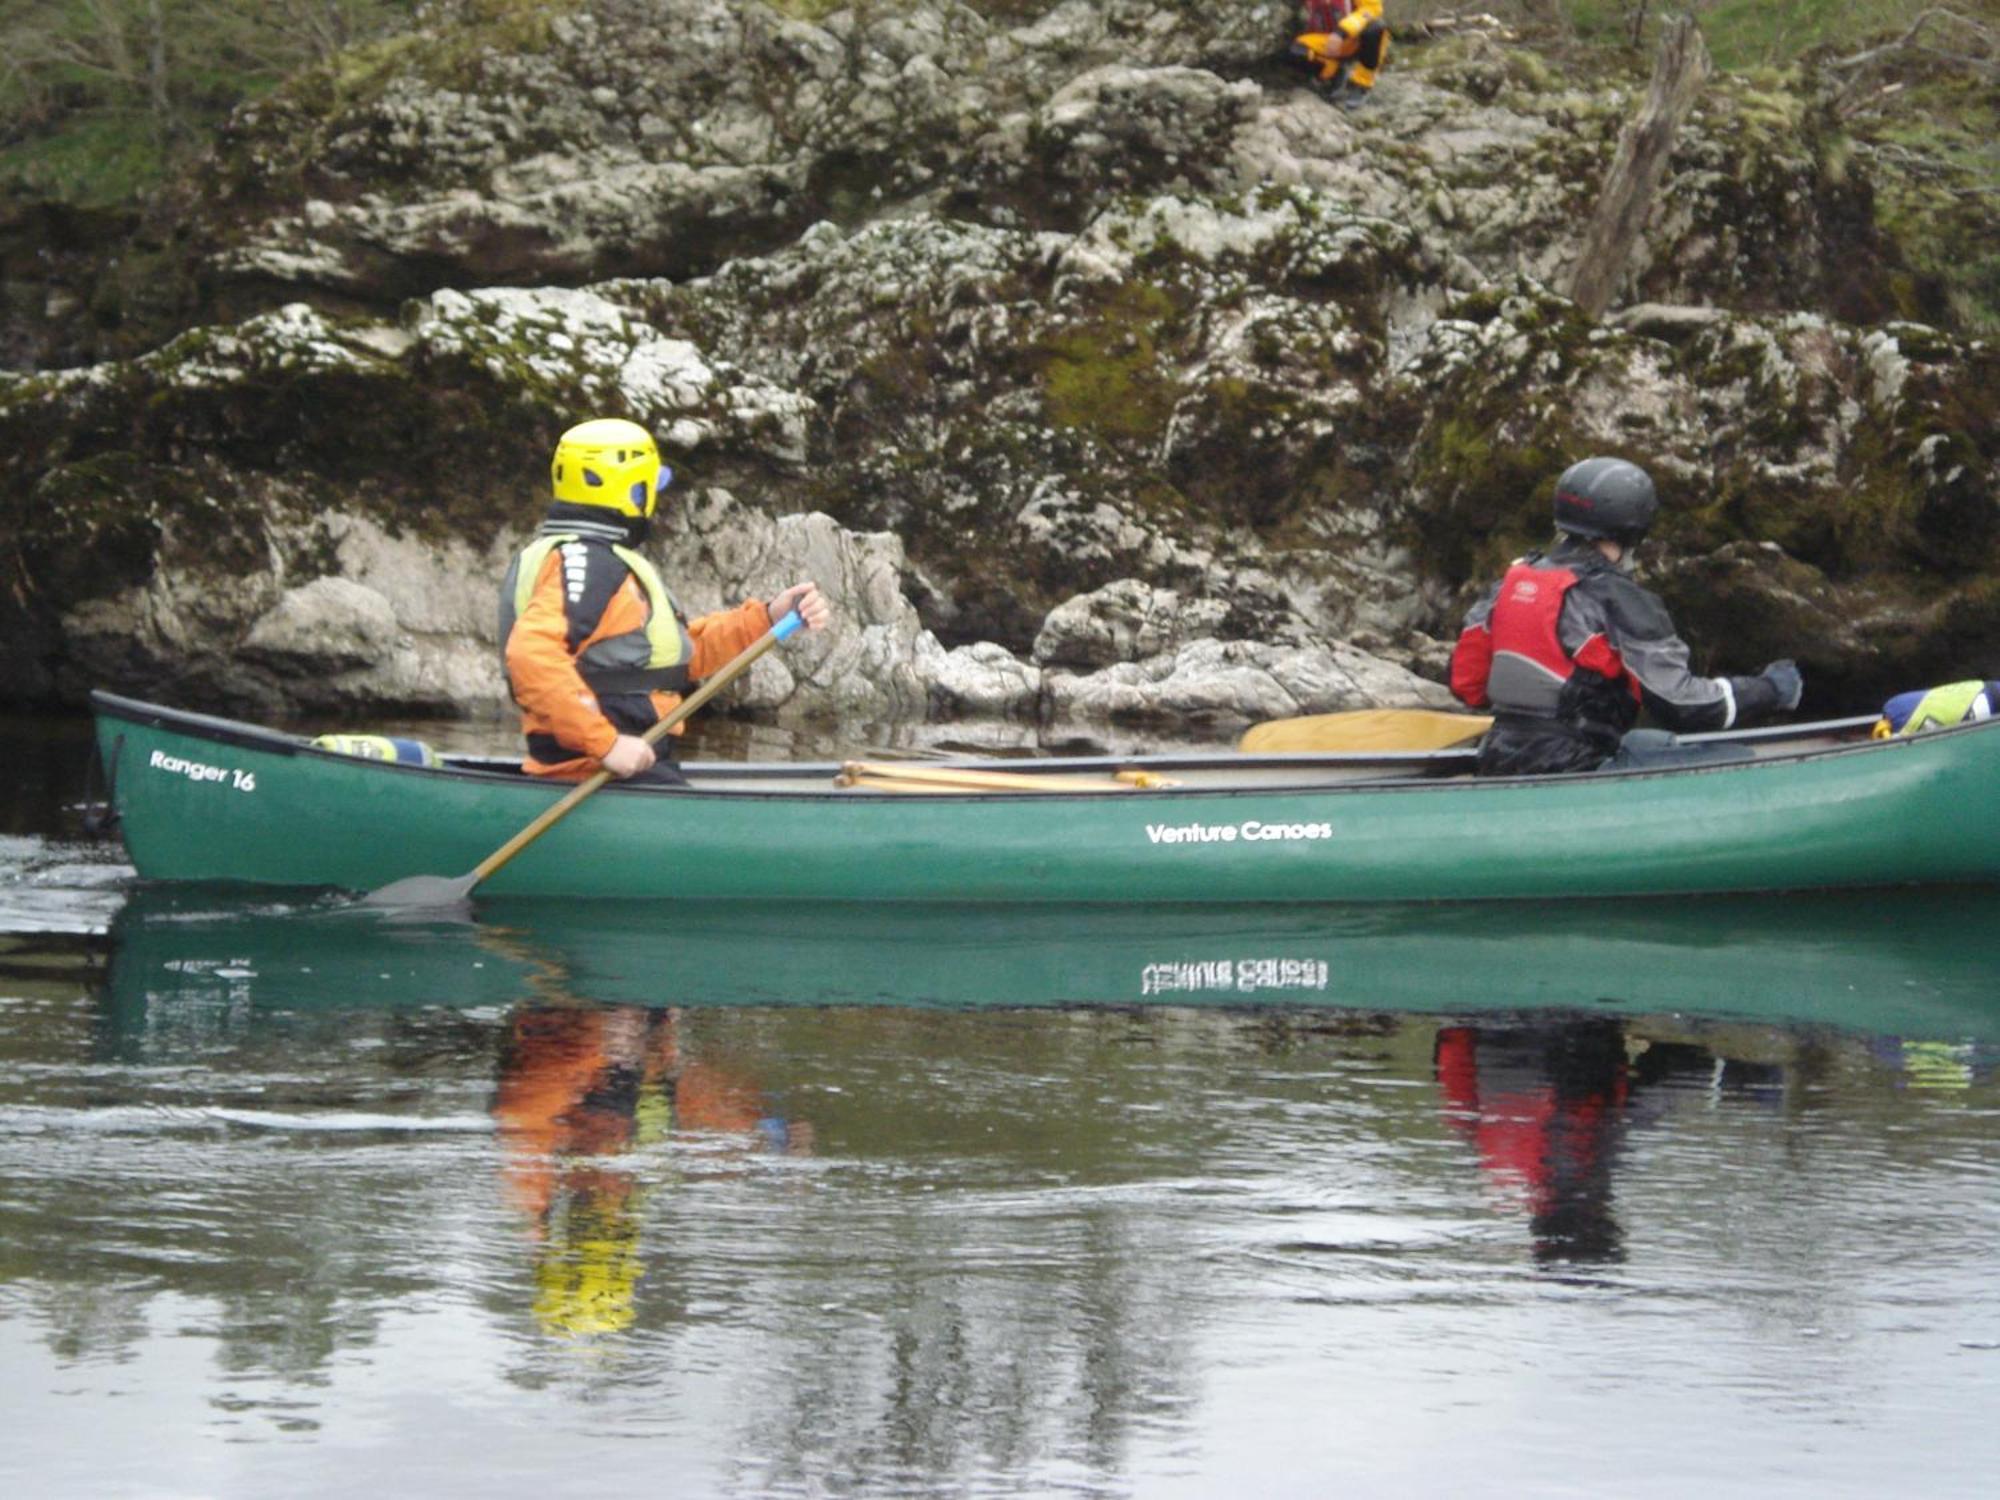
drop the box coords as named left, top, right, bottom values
left=499, top=417, right=831, bottom=786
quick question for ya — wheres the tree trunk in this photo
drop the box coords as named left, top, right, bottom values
left=1566, top=16, right=1711, bottom=321
left=146, top=0, right=172, bottom=150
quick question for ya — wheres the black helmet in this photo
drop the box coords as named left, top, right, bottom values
left=1553, top=457, right=1658, bottom=547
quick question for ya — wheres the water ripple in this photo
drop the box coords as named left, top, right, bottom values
left=0, top=1104, right=495, bottom=1136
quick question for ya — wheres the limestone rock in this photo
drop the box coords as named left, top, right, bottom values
left=659, top=488, right=933, bottom=722
left=1033, top=580, right=1230, bottom=668
left=1045, top=636, right=1456, bottom=728
left=242, top=576, right=402, bottom=672
left=921, top=639, right=1044, bottom=720
left=4, top=7, right=1995, bottom=727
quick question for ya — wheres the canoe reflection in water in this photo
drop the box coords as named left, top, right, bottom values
left=484, top=935, right=813, bottom=1338
left=1434, top=1020, right=1796, bottom=1266
left=94, top=886, right=2000, bottom=1306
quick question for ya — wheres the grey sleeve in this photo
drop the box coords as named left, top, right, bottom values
left=1565, top=576, right=1740, bottom=732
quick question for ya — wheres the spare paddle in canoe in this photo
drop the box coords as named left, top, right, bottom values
left=1237, top=708, right=1493, bottom=754
left=363, top=611, right=805, bottom=910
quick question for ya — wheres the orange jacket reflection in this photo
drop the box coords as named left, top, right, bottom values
left=492, top=1005, right=807, bottom=1336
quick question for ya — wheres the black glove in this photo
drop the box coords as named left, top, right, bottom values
left=1760, top=659, right=1803, bottom=712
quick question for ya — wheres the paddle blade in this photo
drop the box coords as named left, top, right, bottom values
left=1239, top=709, right=1494, bottom=754
left=360, top=872, right=480, bottom=912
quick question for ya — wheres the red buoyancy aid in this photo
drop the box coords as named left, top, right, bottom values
left=1303, top=0, right=1352, bottom=31
left=1452, top=559, right=1639, bottom=713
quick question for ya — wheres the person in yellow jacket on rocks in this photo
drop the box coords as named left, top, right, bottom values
left=1289, top=0, right=1390, bottom=111
left=499, top=417, right=831, bottom=787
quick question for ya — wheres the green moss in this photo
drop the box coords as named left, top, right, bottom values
left=1698, top=463, right=1841, bottom=564
left=0, top=299, right=569, bottom=605
left=1832, top=452, right=1926, bottom=567
left=1165, top=375, right=1331, bottom=530
left=0, top=116, right=164, bottom=208
left=1886, top=323, right=1956, bottom=363
left=1035, top=281, right=1182, bottom=446
left=297, top=0, right=581, bottom=111
left=1508, top=50, right=1558, bottom=93
left=1410, top=32, right=1582, bottom=106
left=1441, top=289, right=1508, bottom=325
left=1935, top=576, right=2000, bottom=670
left=11, top=454, right=173, bottom=606
left=1865, top=79, right=2000, bottom=332
left=765, top=0, right=849, bottom=17
left=1409, top=416, right=1571, bottom=581
left=312, top=30, right=434, bottom=111
left=1730, top=77, right=1809, bottom=142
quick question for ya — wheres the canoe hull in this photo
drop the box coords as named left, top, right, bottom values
left=92, top=692, right=2000, bottom=901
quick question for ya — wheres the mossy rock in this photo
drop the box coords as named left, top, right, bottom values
left=13, top=454, right=173, bottom=606
left=1031, top=279, right=1188, bottom=451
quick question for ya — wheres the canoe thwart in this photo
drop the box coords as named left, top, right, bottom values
left=835, top=761, right=1180, bottom=793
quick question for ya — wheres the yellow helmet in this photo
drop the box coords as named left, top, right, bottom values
left=550, top=418, right=669, bottom=518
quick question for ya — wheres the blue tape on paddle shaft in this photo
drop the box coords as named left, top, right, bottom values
left=773, top=611, right=804, bottom=641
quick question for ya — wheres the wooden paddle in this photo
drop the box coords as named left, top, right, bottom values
left=363, top=612, right=805, bottom=909
left=1237, top=707, right=1493, bottom=754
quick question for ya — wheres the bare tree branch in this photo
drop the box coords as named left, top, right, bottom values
left=1824, top=12, right=2000, bottom=118
left=1399, top=12, right=1520, bottom=43
left=1823, top=8, right=1999, bottom=73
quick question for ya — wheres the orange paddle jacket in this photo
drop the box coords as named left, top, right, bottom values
left=503, top=533, right=772, bottom=779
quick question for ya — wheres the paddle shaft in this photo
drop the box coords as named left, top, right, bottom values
left=467, top=612, right=801, bottom=887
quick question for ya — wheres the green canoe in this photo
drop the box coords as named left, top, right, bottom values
left=91, top=690, right=2000, bottom=902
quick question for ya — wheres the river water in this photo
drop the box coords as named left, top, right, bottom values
left=2, top=712, right=1997, bottom=1498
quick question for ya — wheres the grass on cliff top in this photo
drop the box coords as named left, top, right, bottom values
left=0, top=0, right=419, bottom=205
left=1548, top=0, right=2000, bottom=328
left=1563, top=0, right=1885, bottom=67
left=0, top=113, right=167, bottom=207
left=0, top=0, right=575, bottom=206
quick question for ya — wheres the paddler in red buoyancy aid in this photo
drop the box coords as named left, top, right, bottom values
left=498, top=418, right=831, bottom=787
left=1448, top=457, right=1805, bottom=777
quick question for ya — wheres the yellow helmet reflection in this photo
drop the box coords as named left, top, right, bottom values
left=532, top=1199, right=644, bottom=1338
